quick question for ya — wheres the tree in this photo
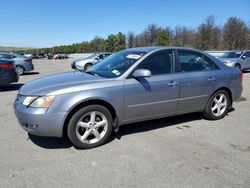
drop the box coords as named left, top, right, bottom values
left=105, top=32, right=126, bottom=52
left=105, top=34, right=116, bottom=52
left=89, top=37, right=106, bottom=52
left=127, top=31, right=136, bottom=48
left=114, top=32, right=126, bottom=51
left=173, top=26, right=196, bottom=47
left=145, top=24, right=159, bottom=45
left=223, top=17, right=248, bottom=50
left=156, top=29, right=170, bottom=46
left=196, top=15, right=221, bottom=50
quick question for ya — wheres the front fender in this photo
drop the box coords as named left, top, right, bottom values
left=47, top=85, right=124, bottom=122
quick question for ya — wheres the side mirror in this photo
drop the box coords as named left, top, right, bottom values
left=95, top=57, right=100, bottom=60
left=242, top=55, right=247, bottom=59
left=132, top=69, right=151, bottom=78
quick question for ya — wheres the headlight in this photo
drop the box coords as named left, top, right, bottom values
left=22, top=95, right=56, bottom=108
left=75, top=63, right=84, bottom=71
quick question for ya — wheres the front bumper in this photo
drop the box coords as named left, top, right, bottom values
left=14, top=96, right=66, bottom=137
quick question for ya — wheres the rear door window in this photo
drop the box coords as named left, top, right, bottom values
left=178, top=51, right=218, bottom=72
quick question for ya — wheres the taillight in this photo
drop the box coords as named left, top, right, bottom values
left=24, top=59, right=32, bottom=63
left=0, top=64, right=15, bottom=69
left=240, top=72, right=243, bottom=81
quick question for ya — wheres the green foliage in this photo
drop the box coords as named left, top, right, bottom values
left=172, top=38, right=183, bottom=46
left=105, top=32, right=126, bottom=52
left=156, top=30, right=170, bottom=46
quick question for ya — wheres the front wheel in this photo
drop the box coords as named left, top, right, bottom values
left=67, top=105, right=113, bottom=149
left=84, top=63, right=92, bottom=71
left=203, top=90, right=230, bottom=120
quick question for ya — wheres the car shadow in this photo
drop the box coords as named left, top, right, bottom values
left=22, top=72, right=40, bottom=75
left=111, top=113, right=203, bottom=141
left=0, top=83, right=24, bottom=92
left=28, top=113, right=203, bottom=149
left=28, top=109, right=236, bottom=149
left=28, top=134, right=72, bottom=149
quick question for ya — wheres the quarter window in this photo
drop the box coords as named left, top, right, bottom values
left=178, top=51, right=218, bottom=72
left=136, top=50, right=173, bottom=75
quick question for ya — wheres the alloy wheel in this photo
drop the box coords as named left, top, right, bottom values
left=16, top=66, right=24, bottom=75
left=211, top=93, right=227, bottom=117
left=75, top=111, right=108, bottom=144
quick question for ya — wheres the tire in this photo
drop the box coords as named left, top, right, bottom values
left=203, top=90, right=230, bottom=120
left=16, top=65, right=24, bottom=75
left=84, top=63, right=92, bottom=71
left=234, top=64, right=241, bottom=70
left=67, top=105, right=113, bottom=149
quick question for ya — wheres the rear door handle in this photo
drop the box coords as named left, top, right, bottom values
left=168, top=81, right=179, bottom=87
left=208, top=77, right=216, bottom=82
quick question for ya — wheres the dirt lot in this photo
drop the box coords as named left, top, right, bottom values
left=0, top=59, right=250, bottom=188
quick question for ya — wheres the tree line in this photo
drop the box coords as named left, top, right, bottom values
left=21, top=16, right=250, bottom=55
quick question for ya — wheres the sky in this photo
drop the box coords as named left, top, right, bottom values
left=0, top=0, right=249, bottom=48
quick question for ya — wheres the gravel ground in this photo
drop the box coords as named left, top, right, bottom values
left=0, top=59, right=250, bottom=188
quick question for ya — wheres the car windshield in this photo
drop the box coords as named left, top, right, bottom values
left=87, top=50, right=146, bottom=78
left=214, top=52, right=242, bottom=58
left=87, top=53, right=98, bottom=59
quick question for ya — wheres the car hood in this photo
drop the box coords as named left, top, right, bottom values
left=19, top=71, right=109, bottom=96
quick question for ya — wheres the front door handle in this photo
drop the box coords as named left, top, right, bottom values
left=168, top=81, right=179, bottom=87
left=208, top=77, right=216, bottom=82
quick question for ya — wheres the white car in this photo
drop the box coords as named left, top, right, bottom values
left=71, top=52, right=112, bottom=71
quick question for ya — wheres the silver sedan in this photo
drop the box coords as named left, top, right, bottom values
left=14, top=47, right=243, bottom=149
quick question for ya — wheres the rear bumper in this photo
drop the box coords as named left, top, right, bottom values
left=20, top=63, right=34, bottom=72
left=14, top=97, right=66, bottom=137
left=232, top=84, right=243, bottom=101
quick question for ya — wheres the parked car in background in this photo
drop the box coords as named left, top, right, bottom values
left=14, top=47, right=242, bottom=149
left=23, top=54, right=33, bottom=58
left=32, top=54, right=47, bottom=59
left=71, top=52, right=112, bottom=71
left=0, top=59, right=19, bottom=86
left=207, top=50, right=250, bottom=71
left=0, top=52, right=34, bottom=75
left=52, top=53, right=69, bottom=60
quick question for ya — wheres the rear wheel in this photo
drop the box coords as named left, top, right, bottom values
left=203, top=90, right=230, bottom=120
left=16, top=65, right=24, bottom=75
left=67, top=105, right=113, bottom=149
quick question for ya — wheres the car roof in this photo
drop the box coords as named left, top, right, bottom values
left=124, top=46, right=204, bottom=53
left=0, top=58, right=14, bottom=63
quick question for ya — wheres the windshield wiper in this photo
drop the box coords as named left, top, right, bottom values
left=85, top=71, right=101, bottom=77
